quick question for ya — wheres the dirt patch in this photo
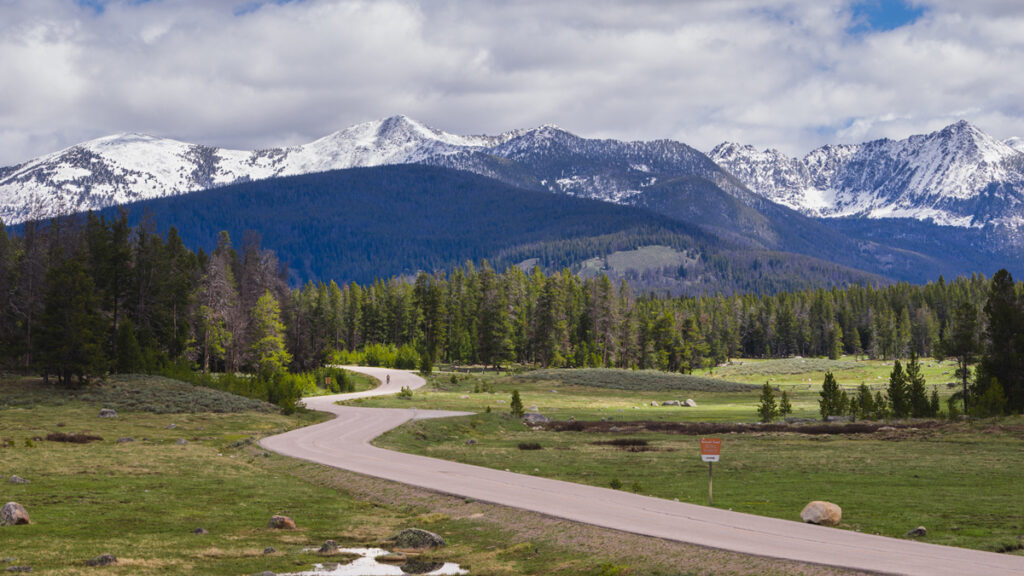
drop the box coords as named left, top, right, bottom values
left=546, top=419, right=947, bottom=436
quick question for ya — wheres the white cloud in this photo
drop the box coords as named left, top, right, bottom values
left=1, top=0, right=1023, bottom=165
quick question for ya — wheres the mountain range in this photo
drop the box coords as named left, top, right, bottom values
left=1, top=116, right=1020, bottom=290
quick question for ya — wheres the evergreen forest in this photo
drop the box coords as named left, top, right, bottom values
left=1, top=210, right=1022, bottom=415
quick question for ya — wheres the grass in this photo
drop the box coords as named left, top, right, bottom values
left=700, top=356, right=960, bottom=393
left=1, top=373, right=848, bottom=575
left=350, top=368, right=822, bottom=422
left=0, top=374, right=276, bottom=413
left=376, top=411, right=1024, bottom=554
left=356, top=360, right=1023, bottom=555
left=520, top=368, right=758, bottom=393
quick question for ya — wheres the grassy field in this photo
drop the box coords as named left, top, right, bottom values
left=358, top=361, right=1024, bottom=555
left=1, top=374, right=852, bottom=576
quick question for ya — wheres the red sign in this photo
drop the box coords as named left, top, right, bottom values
left=700, top=438, right=721, bottom=462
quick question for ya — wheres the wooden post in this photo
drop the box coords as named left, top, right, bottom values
left=708, top=461, right=713, bottom=506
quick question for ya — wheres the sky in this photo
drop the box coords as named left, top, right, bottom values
left=2, top=0, right=1024, bottom=165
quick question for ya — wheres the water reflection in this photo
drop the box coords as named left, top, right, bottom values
left=282, top=547, right=468, bottom=576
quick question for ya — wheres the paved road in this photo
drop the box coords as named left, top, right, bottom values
left=260, top=367, right=1024, bottom=576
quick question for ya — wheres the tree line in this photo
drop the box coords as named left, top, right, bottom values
left=1, top=213, right=1021, bottom=414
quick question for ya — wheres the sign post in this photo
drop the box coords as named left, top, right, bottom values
left=700, top=438, right=721, bottom=506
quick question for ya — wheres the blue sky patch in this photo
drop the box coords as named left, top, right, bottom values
left=849, top=0, right=926, bottom=34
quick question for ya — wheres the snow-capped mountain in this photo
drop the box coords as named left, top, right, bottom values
left=710, top=121, right=1024, bottom=229
left=0, top=115, right=514, bottom=225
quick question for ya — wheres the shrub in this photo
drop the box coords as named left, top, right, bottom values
left=517, top=442, right=542, bottom=450
left=609, top=478, right=623, bottom=490
left=46, top=432, right=103, bottom=443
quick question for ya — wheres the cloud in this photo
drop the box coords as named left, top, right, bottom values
left=1, top=0, right=1023, bottom=165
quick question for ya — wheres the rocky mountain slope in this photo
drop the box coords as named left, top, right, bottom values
left=709, top=121, right=1024, bottom=230
left=0, top=115, right=513, bottom=225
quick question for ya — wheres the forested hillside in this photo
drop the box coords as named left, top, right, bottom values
left=1, top=211, right=1022, bottom=414
left=88, top=164, right=885, bottom=295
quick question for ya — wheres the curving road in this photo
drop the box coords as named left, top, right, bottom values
left=260, top=367, right=1024, bottom=576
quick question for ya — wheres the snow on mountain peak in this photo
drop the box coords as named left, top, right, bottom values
left=710, top=121, right=1024, bottom=228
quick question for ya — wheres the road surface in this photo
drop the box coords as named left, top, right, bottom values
left=260, top=367, right=1024, bottom=576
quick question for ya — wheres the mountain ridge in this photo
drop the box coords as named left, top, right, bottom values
left=709, top=120, right=1024, bottom=230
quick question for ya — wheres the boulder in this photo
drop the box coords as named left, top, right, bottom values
left=116, top=437, right=135, bottom=443
left=683, top=399, right=697, bottom=407
left=0, top=502, right=30, bottom=526
left=7, top=476, right=28, bottom=485
left=84, top=554, right=117, bottom=567
left=392, top=528, right=446, bottom=550
left=522, top=413, right=550, bottom=425
left=267, top=515, right=295, bottom=530
left=800, top=501, right=841, bottom=526
left=650, top=401, right=658, bottom=407
left=906, top=526, right=927, bottom=537
left=318, top=540, right=339, bottom=554
left=98, top=409, right=118, bottom=418
left=661, top=400, right=680, bottom=406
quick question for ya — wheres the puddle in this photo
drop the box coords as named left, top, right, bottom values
left=282, top=547, right=468, bottom=576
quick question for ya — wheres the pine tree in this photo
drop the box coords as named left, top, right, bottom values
left=887, top=359, right=909, bottom=418
left=779, top=390, right=793, bottom=418
left=510, top=389, right=524, bottom=418
left=942, top=302, right=978, bottom=415
left=249, top=290, right=292, bottom=379
left=852, top=383, right=875, bottom=420
left=906, top=353, right=930, bottom=417
left=757, top=381, right=778, bottom=423
left=37, top=255, right=108, bottom=386
left=115, top=319, right=145, bottom=374
left=975, top=270, right=1024, bottom=413
left=819, top=371, right=842, bottom=420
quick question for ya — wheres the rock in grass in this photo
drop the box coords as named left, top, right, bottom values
left=7, top=476, right=28, bottom=485
left=5, top=566, right=32, bottom=573
left=262, top=547, right=276, bottom=555
left=0, top=503, right=30, bottom=526
left=392, top=528, right=446, bottom=550
left=116, top=437, right=135, bottom=443
left=318, top=540, right=339, bottom=554
left=267, top=515, right=295, bottom=529
left=683, top=399, right=698, bottom=407
left=661, top=400, right=680, bottom=406
left=98, top=409, right=117, bottom=418
left=522, top=413, right=550, bottom=425
left=175, top=439, right=188, bottom=446
left=465, top=439, right=477, bottom=446
left=84, top=554, right=117, bottom=567
left=906, top=526, right=927, bottom=537
left=800, top=501, right=842, bottom=526
left=192, top=527, right=208, bottom=535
